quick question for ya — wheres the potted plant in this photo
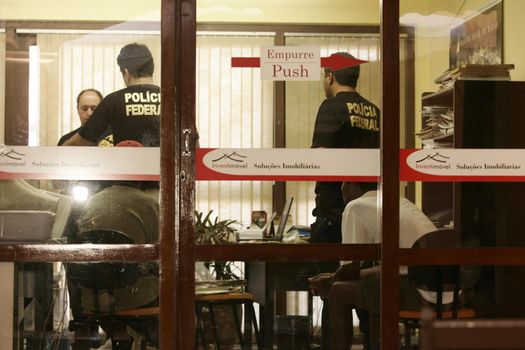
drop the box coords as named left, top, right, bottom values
left=194, top=210, right=244, bottom=349
left=194, top=210, right=242, bottom=280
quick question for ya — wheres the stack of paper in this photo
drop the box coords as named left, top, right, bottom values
left=434, top=64, right=515, bottom=90
left=416, top=106, right=454, bottom=147
left=195, top=279, right=246, bottom=295
left=237, top=227, right=264, bottom=240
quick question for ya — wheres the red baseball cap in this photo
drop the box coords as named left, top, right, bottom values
left=115, top=140, right=143, bottom=147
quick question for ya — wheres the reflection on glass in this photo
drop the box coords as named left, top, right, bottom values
left=71, top=184, right=89, bottom=201
left=0, top=179, right=71, bottom=242
left=28, top=45, right=41, bottom=146
left=0, top=179, right=159, bottom=244
left=195, top=260, right=379, bottom=349
left=74, top=181, right=159, bottom=244
left=0, top=260, right=158, bottom=349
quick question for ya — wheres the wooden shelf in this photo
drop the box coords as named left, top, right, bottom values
left=420, top=80, right=525, bottom=318
left=422, top=86, right=453, bottom=106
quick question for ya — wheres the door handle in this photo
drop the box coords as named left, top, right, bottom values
left=182, top=129, right=191, bottom=156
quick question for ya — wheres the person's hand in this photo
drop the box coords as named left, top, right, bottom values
left=308, top=273, right=335, bottom=298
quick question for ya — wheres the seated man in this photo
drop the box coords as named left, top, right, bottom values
left=309, top=182, right=436, bottom=350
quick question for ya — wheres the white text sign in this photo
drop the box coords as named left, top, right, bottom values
left=260, top=46, right=320, bottom=81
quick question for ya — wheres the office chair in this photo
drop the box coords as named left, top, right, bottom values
left=195, top=291, right=262, bottom=350
left=399, top=229, right=480, bottom=349
left=66, top=229, right=158, bottom=350
left=0, top=179, right=74, bottom=241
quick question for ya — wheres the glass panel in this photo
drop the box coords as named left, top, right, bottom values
left=195, top=5, right=385, bottom=246
left=399, top=263, right=525, bottom=347
left=0, top=260, right=159, bottom=349
left=0, top=30, right=5, bottom=143
left=195, top=1, right=383, bottom=349
left=1, top=3, right=161, bottom=239
left=401, top=0, right=525, bottom=248
left=399, top=2, right=525, bottom=339
left=1, top=2, right=161, bottom=347
left=195, top=260, right=378, bottom=349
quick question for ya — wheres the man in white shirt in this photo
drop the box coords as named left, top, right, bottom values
left=309, top=182, right=436, bottom=349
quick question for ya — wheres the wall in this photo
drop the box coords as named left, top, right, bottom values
left=0, top=33, right=4, bottom=144
left=1, top=0, right=379, bottom=24
left=197, top=0, right=379, bottom=24
left=504, top=0, right=525, bottom=80
left=410, top=0, right=524, bottom=91
left=406, top=0, right=520, bottom=149
left=1, top=0, right=160, bottom=21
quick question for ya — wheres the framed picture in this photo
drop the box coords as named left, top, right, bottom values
left=449, top=0, right=503, bottom=69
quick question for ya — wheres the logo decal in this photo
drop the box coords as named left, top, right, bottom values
left=212, top=152, right=247, bottom=163
left=416, top=152, right=450, bottom=164
left=0, top=146, right=25, bottom=160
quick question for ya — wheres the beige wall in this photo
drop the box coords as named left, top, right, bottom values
left=410, top=0, right=524, bottom=95
left=504, top=0, right=525, bottom=80
left=2, top=0, right=379, bottom=23
left=1, top=0, right=160, bottom=21
left=197, top=0, right=379, bottom=24
left=410, top=0, right=525, bottom=141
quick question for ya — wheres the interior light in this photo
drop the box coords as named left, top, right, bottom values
left=72, top=185, right=89, bottom=202
left=28, top=45, right=40, bottom=146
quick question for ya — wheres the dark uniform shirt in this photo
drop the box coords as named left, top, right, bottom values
left=58, top=127, right=113, bottom=146
left=79, top=84, right=160, bottom=147
left=310, top=91, right=380, bottom=242
left=312, top=91, right=380, bottom=191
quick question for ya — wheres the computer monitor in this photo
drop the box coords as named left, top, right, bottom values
left=263, top=197, right=294, bottom=241
left=277, top=197, right=294, bottom=237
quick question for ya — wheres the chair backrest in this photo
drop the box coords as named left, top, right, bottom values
left=421, top=317, right=525, bottom=349
left=66, top=229, right=141, bottom=291
left=0, top=180, right=73, bottom=241
left=0, top=211, right=55, bottom=242
left=408, top=229, right=480, bottom=317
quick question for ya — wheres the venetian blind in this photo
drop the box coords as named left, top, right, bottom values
left=0, top=33, right=5, bottom=144
left=36, top=33, right=160, bottom=146
left=195, top=35, right=274, bottom=228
